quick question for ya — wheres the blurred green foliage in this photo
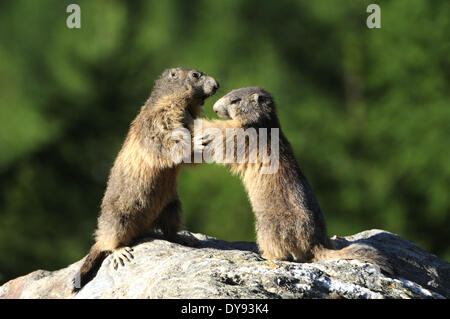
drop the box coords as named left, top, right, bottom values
left=0, top=0, right=448, bottom=284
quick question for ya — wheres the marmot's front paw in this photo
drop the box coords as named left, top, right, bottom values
left=193, top=133, right=213, bottom=152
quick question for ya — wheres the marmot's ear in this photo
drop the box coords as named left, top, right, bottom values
left=166, top=68, right=178, bottom=80
left=251, top=93, right=260, bottom=103
left=251, top=93, right=267, bottom=104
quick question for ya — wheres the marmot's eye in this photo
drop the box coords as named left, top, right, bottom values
left=191, top=72, right=200, bottom=79
left=230, top=98, right=241, bottom=104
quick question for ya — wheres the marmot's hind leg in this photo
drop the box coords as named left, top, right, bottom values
left=155, top=198, right=200, bottom=247
left=154, top=198, right=183, bottom=236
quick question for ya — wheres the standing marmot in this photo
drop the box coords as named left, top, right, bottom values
left=197, top=87, right=393, bottom=274
left=73, top=68, right=219, bottom=291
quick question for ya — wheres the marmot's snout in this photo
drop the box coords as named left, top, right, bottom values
left=212, top=96, right=231, bottom=119
left=203, top=76, right=219, bottom=97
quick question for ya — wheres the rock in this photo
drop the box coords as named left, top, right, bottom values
left=0, top=229, right=448, bottom=299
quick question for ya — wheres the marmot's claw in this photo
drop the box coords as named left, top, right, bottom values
left=110, top=246, right=134, bottom=271
left=193, top=134, right=213, bottom=151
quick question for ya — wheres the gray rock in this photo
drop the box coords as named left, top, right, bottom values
left=0, top=229, right=448, bottom=299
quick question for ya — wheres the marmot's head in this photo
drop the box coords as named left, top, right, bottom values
left=213, top=87, right=276, bottom=126
left=151, top=67, right=219, bottom=112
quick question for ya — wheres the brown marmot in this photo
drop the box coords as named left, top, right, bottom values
left=197, top=87, right=393, bottom=274
left=73, top=68, right=219, bottom=291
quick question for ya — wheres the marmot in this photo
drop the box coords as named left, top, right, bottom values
left=73, top=68, right=219, bottom=291
left=197, top=87, right=393, bottom=274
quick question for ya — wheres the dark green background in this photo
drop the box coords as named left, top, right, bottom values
left=0, top=0, right=449, bottom=284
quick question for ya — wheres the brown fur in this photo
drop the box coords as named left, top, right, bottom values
left=73, top=68, right=219, bottom=291
left=198, top=87, right=393, bottom=275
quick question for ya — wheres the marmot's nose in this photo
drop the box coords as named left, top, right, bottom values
left=211, top=79, right=219, bottom=94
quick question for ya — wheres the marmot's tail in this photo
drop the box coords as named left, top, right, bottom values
left=312, top=243, right=395, bottom=276
left=72, top=243, right=111, bottom=292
